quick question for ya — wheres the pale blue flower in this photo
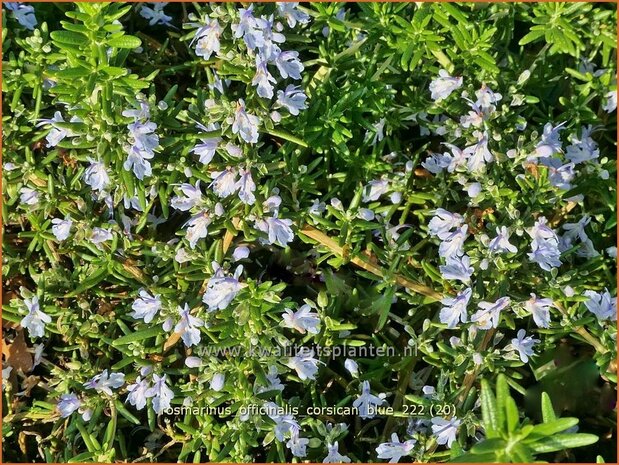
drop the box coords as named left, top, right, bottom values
left=84, top=159, right=110, bottom=192
left=276, top=85, right=307, bottom=115
left=439, top=255, right=473, bottom=283
left=538, top=157, right=575, bottom=190
left=286, top=348, right=321, bottom=381
left=438, top=225, right=468, bottom=259
left=277, top=2, right=310, bottom=28
left=173, top=304, right=204, bottom=347
left=464, top=131, right=493, bottom=172
left=287, top=428, right=309, bottom=458
left=192, top=128, right=221, bottom=165
left=233, top=5, right=259, bottom=41
left=428, top=209, right=463, bottom=240
left=57, top=393, right=81, bottom=418
left=524, top=294, right=553, bottom=328
left=140, top=2, right=172, bottom=26
left=122, top=101, right=151, bottom=121
left=184, top=211, right=211, bottom=249
left=375, top=433, right=416, bottom=463
left=353, top=380, right=385, bottom=419
left=534, top=122, right=565, bottom=158
left=193, top=19, right=222, bottom=59
left=130, top=289, right=162, bottom=323
left=171, top=181, right=203, bottom=211
left=422, top=152, right=451, bottom=174
left=210, top=168, right=238, bottom=198
left=5, top=2, right=37, bottom=29
left=603, top=89, right=616, bottom=113
left=210, top=373, right=225, bottom=391
left=357, top=208, right=375, bottom=221
left=232, top=246, right=250, bottom=261
left=83, top=370, right=125, bottom=395
left=471, top=297, right=510, bottom=330
left=439, top=288, right=471, bottom=329
left=252, top=59, right=277, bottom=99
left=488, top=226, right=517, bottom=254
left=527, top=217, right=561, bottom=271
left=202, top=264, right=244, bottom=311
left=232, top=99, right=260, bottom=144
left=20, top=187, right=39, bottom=206
left=36, top=112, right=68, bottom=147
left=236, top=168, right=256, bottom=205
left=474, top=84, right=502, bottom=112
left=20, top=296, right=51, bottom=339
left=282, top=304, right=320, bottom=334
left=509, top=329, right=539, bottom=363
left=566, top=125, right=599, bottom=164
left=126, top=376, right=150, bottom=410
left=429, top=70, right=462, bottom=102
left=255, top=216, right=294, bottom=247
left=344, top=358, right=359, bottom=377
left=51, top=216, right=72, bottom=241
left=265, top=401, right=300, bottom=441
left=256, top=366, right=285, bottom=394
left=584, top=289, right=616, bottom=322
left=124, top=145, right=153, bottom=180
left=90, top=227, right=113, bottom=245
left=431, top=416, right=461, bottom=448
left=323, top=441, right=351, bottom=463
left=254, top=15, right=286, bottom=60
left=185, top=356, right=203, bottom=368
left=146, top=374, right=174, bottom=414
left=362, top=179, right=389, bottom=202
left=274, top=50, right=303, bottom=80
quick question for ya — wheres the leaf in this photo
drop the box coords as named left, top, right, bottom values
left=373, top=286, right=396, bottom=331
left=540, top=392, right=557, bottom=422
left=107, top=35, right=142, bottom=49
left=480, top=379, right=500, bottom=438
left=264, top=129, right=308, bottom=148
left=528, top=433, right=598, bottom=453
left=111, top=326, right=165, bottom=346
left=470, top=438, right=506, bottom=454
left=51, top=30, right=89, bottom=47
left=530, top=418, right=579, bottom=437
left=519, top=29, right=545, bottom=46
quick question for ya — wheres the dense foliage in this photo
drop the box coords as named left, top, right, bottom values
left=2, top=2, right=617, bottom=463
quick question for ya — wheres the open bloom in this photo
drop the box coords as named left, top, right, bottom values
left=286, top=348, right=321, bottom=381
left=509, top=329, right=539, bottom=363
left=439, top=288, right=471, bottom=329
left=126, top=376, right=151, bottom=410
left=584, top=289, right=617, bottom=322
left=171, top=181, right=203, bottom=211
left=210, top=168, right=238, bottom=198
left=51, top=217, right=72, bottom=241
left=464, top=131, right=493, bottom=172
left=193, top=18, right=221, bottom=59
left=202, top=263, right=245, bottom=311
left=534, top=122, right=565, bottom=158
left=130, top=289, right=162, bottom=323
left=232, top=99, right=260, bottom=144
left=524, top=294, right=553, bottom=328
left=277, top=85, right=308, bottom=115
left=57, top=393, right=81, bottom=418
left=488, top=226, right=517, bottom=254
left=439, top=255, right=473, bottom=283
left=375, top=433, right=416, bottom=463
left=185, top=211, right=211, bottom=249
left=471, top=297, right=511, bottom=330
left=353, top=380, right=385, bottom=419
left=146, top=374, right=174, bottom=414
left=140, top=2, right=172, bottom=26
left=323, top=442, right=351, bottom=463
left=282, top=304, right=320, bottom=334
left=438, top=225, right=468, bottom=259
left=20, top=296, right=51, bottom=339
left=431, top=416, right=461, bottom=448
left=236, top=168, right=256, bottom=205
left=171, top=304, right=205, bottom=347
left=429, top=70, right=462, bottom=102
left=83, top=370, right=125, bottom=395
left=253, top=59, right=277, bottom=99
left=277, top=2, right=310, bottom=28
left=5, top=2, right=37, bottom=29
left=527, top=217, right=562, bottom=271
left=428, top=209, right=463, bottom=240
left=275, top=50, right=304, bottom=80
left=255, top=216, right=294, bottom=247
left=84, top=159, right=110, bottom=192
left=362, top=179, right=389, bottom=202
